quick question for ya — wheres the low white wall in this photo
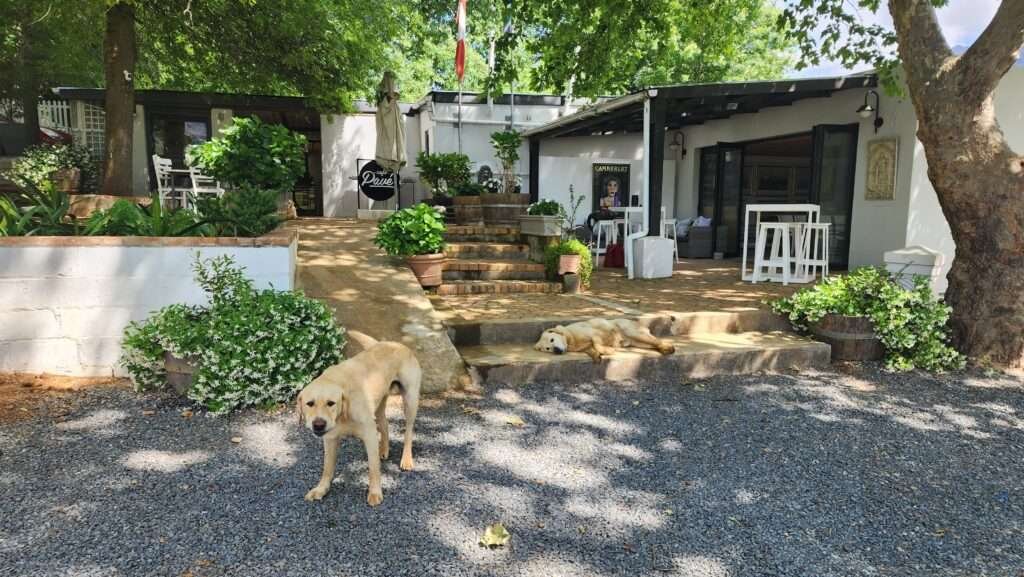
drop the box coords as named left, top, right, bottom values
left=0, top=231, right=297, bottom=376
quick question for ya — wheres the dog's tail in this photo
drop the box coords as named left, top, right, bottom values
left=347, top=330, right=379, bottom=351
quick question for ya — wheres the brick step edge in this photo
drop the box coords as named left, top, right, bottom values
left=435, top=281, right=562, bottom=296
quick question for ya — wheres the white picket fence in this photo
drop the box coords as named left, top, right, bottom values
left=0, top=98, right=73, bottom=131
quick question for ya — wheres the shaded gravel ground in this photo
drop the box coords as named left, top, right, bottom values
left=2, top=366, right=1023, bottom=577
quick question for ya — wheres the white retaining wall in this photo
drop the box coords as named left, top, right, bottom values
left=0, top=232, right=297, bottom=376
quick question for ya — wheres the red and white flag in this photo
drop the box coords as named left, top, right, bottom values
left=455, top=0, right=467, bottom=82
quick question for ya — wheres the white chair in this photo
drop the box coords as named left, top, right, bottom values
left=592, top=220, right=617, bottom=268
left=795, top=222, right=831, bottom=282
left=753, top=222, right=791, bottom=285
left=660, top=206, right=679, bottom=263
left=152, top=155, right=185, bottom=208
left=188, top=166, right=225, bottom=207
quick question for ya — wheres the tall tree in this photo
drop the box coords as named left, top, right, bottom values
left=782, top=0, right=1024, bottom=368
left=98, top=0, right=408, bottom=195
left=0, top=1, right=102, bottom=148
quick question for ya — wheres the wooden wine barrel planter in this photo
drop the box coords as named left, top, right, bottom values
left=452, top=195, right=483, bottom=225
left=480, top=193, right=529, bottom=226
left=810, top=314, right=885, bottom=362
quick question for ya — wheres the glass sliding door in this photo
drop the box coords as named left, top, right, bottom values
left=697, top=147, right=717, bottom=219
left=811, top=124, right=859, bottom=268
left=716, top=143, right=744, bottom=256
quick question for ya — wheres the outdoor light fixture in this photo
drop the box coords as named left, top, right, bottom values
left=857, top=89, right=884, bottom=133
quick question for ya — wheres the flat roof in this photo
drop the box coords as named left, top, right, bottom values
left=523, top=72, right=879, bottom=139
left=54, top=87, right=318, bottom=111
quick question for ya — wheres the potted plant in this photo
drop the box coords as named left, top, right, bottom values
left=374, top=203, right=447, bottom=287
left=771, top=267, right=965, bottom=371
left=554, top=185, right=588, bottom=274
left=479, top=130, right=530, bottom=225
left=520, top=199, right=563, bottom=236
left=451, top=181, right=485, bottom=225
left=544, top=238, right=593, bottom=289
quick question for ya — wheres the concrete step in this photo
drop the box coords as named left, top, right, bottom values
left=445, top=242, right=531, bottom=260
left=460, top=331, right=831, bottom=385
left=444, top=225, right=521, bottom=243
left=443, top=259, right=547, bottom=281
left=446, top=310, right=791, bottom=347
left=436, top=280, right=563, bottom=296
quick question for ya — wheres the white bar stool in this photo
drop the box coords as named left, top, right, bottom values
left=660, top=206, right=680, bottom=263
left=795, top=222, right=830, bottom=282
left=753, top=222, right=791, bottom=285
left=592, top=220, right=617, bottom=268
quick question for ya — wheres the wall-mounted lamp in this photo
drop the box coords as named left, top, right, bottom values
left=668, top=131, right=685, bottom=156
left=857, top=89, right=884, bottom=133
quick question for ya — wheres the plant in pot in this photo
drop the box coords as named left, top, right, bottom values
left=416, top=151, right=471, bottom=206
left=490, top=130, right=522, bottom=194
left=553, top=185, right=588, bottom=274
left=544, top=238, right=593, bottom=290
left=771, top=267, right=965, bottom=371
left=521, top=199, right=564, bottom=236
left=374, top=203, right=447, bottom=287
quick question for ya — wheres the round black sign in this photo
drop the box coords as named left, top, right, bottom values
left=358, top=160, right=397, bottom=201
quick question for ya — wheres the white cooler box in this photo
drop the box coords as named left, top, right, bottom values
left=633, top=236, right=675, bottom=279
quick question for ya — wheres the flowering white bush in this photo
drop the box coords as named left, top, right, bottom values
left=121, top=255, right=345, bottom=413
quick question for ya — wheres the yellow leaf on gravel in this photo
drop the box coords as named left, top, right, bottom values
left=504, top=415, right=526, bottom=427
left=479, top=523, right=511, bottom=548
left=230, top=437, right=242, bottom=444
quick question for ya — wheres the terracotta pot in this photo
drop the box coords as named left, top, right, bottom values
left=558, top=253, right=581, bottom=276
left=810, top=314, right=886, bottom=362
left=407, top=253, right=446, bottom=287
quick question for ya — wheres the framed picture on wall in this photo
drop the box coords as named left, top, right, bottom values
left=592, top=163, right=630, bottom=213
left=865, top=137, right=898, bottom=201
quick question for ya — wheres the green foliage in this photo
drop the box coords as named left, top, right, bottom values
left=562, top=185, right=587, bottom=238
left=188, top=117, right=306, bottom=192
left=121, top=255, right=345, bottom=414
left=0, top=182, right=78, bottom=236
left=4, top=144, right=99, bottom=193
left=84, top=197, right=208, bottom=237
left=488, top=0, right=795, bottom=97
left=416, top=152, right=471, bottom=195
left=544, top=238, right=593, bottom=287
left=452, top=181, right=486, bottom=197
left=192, top=185, right=282, bottom=237
left=490, top=130, right=522, bottom=170
left=771, top=267, right=965, bottom=372
left=374, top=203, right=446, bottom=257
left=527, top=200, right=562, bottom=216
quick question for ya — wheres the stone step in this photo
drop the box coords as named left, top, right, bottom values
left=444, top=225, right=521, bottom=243
left=444, top=242, right=531, bottom=260
left=446, top=310, right=791, bottom=347
left=436, top=280, right=563, bottom=296
left=443, top=259, right=547, bottom=281
left=460, top=331, right=831, bottom=385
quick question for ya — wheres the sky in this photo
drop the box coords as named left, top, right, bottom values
left=787, top=0, right=1002, bottom=77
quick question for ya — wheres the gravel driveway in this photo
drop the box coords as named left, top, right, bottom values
left=1, top=366, right=1022, bottom=577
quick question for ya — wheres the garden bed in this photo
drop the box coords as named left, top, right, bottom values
left=0, top=228, right=297, bottom=376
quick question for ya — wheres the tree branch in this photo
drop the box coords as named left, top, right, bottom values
left=887, top=0, right=954, bottom=86
left=956, top=0, right=1024, bottom=98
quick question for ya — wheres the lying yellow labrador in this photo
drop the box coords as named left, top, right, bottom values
left=296, top=331, right=421, bottom=507
left=534, top=318, right=676, bottom=362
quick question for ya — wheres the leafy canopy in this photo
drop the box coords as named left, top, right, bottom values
left=187, top=116, right=306, bottom=192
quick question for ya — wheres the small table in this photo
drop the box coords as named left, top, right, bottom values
left=742, top=203, right=821, bottom=282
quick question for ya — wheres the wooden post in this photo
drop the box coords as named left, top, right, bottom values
left=647, top=96, right=666, bottom=236
left=528, top=138, right=540, bottom=203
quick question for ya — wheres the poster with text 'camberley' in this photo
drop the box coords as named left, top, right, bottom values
left=592, top=163, right=630, bottom=213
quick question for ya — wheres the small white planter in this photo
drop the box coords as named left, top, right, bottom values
left=519, top=215, right=563, bottom=237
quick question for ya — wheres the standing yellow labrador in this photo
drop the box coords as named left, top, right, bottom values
left=534, top=318, right=676, bottom=362
left=296, top=331, right=421, bottom=507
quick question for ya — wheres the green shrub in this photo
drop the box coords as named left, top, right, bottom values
left=188, top=116, right=306, bottom=192
left=452, top=181, right=485, bottom=196
left=416, top=152, right=471, bottom=195
left=527, top=199, right=562, bottom=216
left=771, top=267, right=965, bottom=372
left=0, top=181, right=77, bottom=236
left=4, top=144, right=99, bottom=192
left=544, top=238, right=593, bottom=287
left=84, top=196, right=209, bottom=237
left=121, top=255, right=345, bottom=414
left=192, top=185, right=281, bottom=237
left=374, top=202, right=446, bottom=257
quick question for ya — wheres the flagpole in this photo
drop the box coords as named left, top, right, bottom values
left=458, top=80, right=463, bottom=154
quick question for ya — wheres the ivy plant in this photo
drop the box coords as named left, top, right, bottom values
left=771, top=267, right=965, bottom=372
left=121, top=255, right=345, bottom=414
left=374, top=202, right=446, bottom=257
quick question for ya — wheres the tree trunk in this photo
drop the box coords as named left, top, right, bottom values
left=18, top=84, right=40, bottom=149
left=889, top=0, right=1024, bottom=368
left=100, top=2, right=136, bottom=196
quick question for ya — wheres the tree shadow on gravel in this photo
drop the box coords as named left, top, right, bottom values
left=1, top=366, right=1022, bottom=577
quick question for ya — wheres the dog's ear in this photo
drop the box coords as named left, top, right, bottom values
left=336, top=394, right=350, bottom=423
left=295, top=393, right=304, bottom=426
